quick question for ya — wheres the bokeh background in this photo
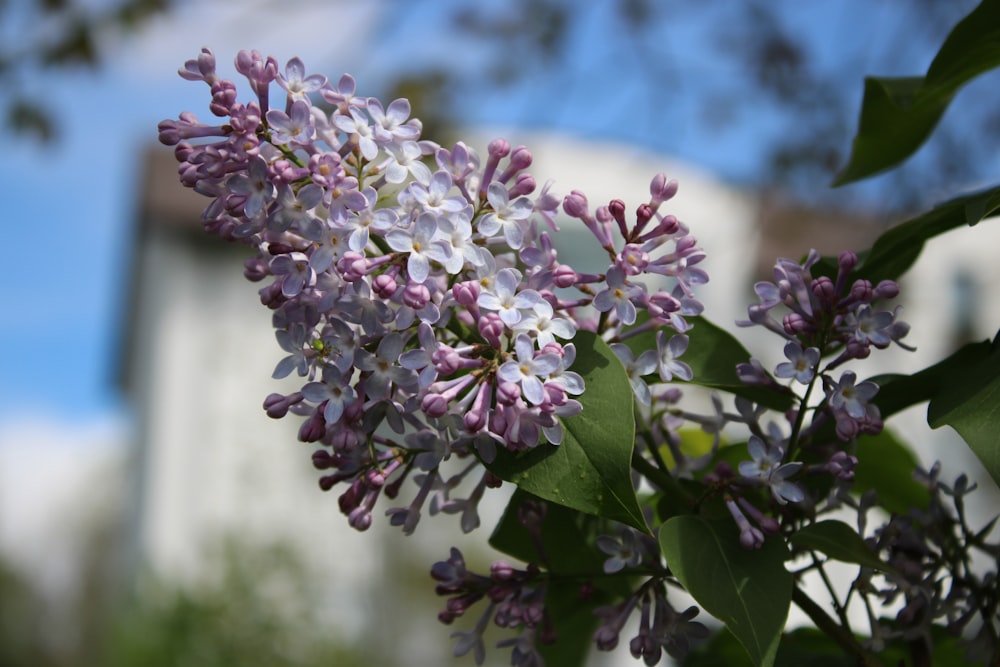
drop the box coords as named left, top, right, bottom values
left=2, top=1, right=998, bottom=665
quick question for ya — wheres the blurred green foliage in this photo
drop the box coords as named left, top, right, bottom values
left=0, top=540, right=372, bottom=667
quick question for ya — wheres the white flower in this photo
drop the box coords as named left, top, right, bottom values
left=497, top=335, right=560, bottom=405
left=477, top=268, right=540, bottom=327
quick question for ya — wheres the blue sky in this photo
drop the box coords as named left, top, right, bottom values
left=0, top=0, right=991, bottom=432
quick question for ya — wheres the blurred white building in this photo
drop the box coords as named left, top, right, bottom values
left=122, top=129, right=1000, bottom=664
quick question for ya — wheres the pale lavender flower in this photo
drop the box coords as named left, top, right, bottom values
left=341, top=186, right=397, bottom=252
left=405, top=170, right=467, bottom=216
left=593, top=266, right=638, bottom=325
left=367, top=97, right=420, bottom=143
left=596, top=529, right=645, bottom=573
left=828, top=371, right=879, bottom=419
left=333, top=106, right=379, bottom=160
left=477, top=268, right=541, bottom=327
left=268, top=183, right=323, bottom=232
left=354, top=332, right=417, bottom=398
left=320, top=73, right=363, bottom=111
left=774, top=341, right=820, bottom=384
left=611, top=343, right=658, bottom=406
left=513, top=299, right=576, bottom=347
left=497, top=335, right=560, bottom=405
left=398, top=322, right=440, bottom=388
left=301, top=366, right=356, bottom=424
left=382, top=140, right=432, bottom=184
left=269, top=252, right=315, bottom=297
left=848, top=304, right=896, bottom=348
left=385, top=212, right=452, bottom=283
left=227, top=156, right=273, bottom=218
left=434, top=210, right=481, bottom=273
left=656, top=331, right=693, bottom=382
left=276, top=56, right=327, bottom=99
left=477, top=182, right=534, bottom=249
left=738, top=435, right=804, bottom=504
left=266, top=99, right=314, bottom=145
left=273, top=323, right=310, bottom=378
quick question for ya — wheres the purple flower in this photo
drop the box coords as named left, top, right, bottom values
left=384, top=212, right=452, bottom=283
left=477, top=182, right=534, bottom=249
left=611, top=343, right=658, bottom=406
left=497, top=335, right=560, bottom=405
left=301, top=366, right=356, bottom=425
left=266, top=99, right=314, bottom=145
left=477, top=268, right=540, bottom=327
left=227, top=156, right=273, bottom=218
left=774, top=341, right=820, bottom=384
left=828, top=371, right=878, bottom=419
left=596, top=529, right=645, bottom=573
left=354, top=332, right=417, bottom=398
left=269, top=252, right=315, bottom=297
left=656, top=331, right=693, bottom=382
left=276, top=57, right=327, bottom=99
left=593, top=266, right=638, bottom=326
left=738, top=435, right=804, bottom=504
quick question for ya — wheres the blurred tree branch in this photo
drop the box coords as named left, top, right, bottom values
left=1, top=0, right=171, bottom=142
left=388, top=0, right=988, bottom=213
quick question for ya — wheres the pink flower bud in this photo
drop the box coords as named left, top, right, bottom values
left=562, top=191, right=589, bottom=218
left=478, top=313, right=504, bottom=348
left=497, top=381, right=521, bottom=405
left=421, top=392, right=449, bottom=418
left=404, top=282, right=431, bottom=308
left=509, top=145, right=532, bottom=170
left=649, top=174, right=679, bottom=206
left=509, top=172, right=535, bottom=197
left=874, top=280, right=899, bottom=299
left=488, top=138, right=511, bottom=158
left=553, top=264, right=578, bottom=288
left=452, top=280, right=480, bottom=306
left=373, top=273, right=398, bottom=299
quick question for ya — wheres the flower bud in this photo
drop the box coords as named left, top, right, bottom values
left=649, top=173, right=678, bottom=206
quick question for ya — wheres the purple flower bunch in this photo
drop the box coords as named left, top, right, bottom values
left=738, top=249, right=910, bottom=441
left=433, top=547, right=549, bottom=667
left=158, top=48, right=705, bottom=535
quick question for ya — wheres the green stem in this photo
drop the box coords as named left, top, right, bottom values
left=786, top=372, right=818, bottom=461
left=792, top=587, right=884, bottom=667
left=812, top=555, right=851, bottom=627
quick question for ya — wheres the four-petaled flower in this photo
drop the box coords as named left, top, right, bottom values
left=774, top=341, right=820, bottom=385
left=497, top=334, right=560, bottom=405
left=829, top=370, right=878, bottom=419
left=738, top=435, right=804, bottom=504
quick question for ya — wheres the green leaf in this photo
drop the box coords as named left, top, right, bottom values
left=927, top=333, right=1000, bottom=487
left=489, top=489, right=625, bottom=585
left=488, top=490, right=631, bottom=665
left=687, top=627, right=856, bottom=667
left=660, top=516, right=791, bottom=667
left=485, top=330, right=647, bottom=531
left=853, top=185, right=1000, bottom=284
left=853, top=429, right=930, bottom=515
left=789, top=520, right=893, bottom=572
left=865, top=333, right=1000, bottom=488
left=535, top=580, right=601, bottom=666
left=834, top=0, right=1000, bottom=185
left=673, top=317, right=795, bottom=412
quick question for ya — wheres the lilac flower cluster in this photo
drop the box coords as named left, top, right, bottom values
left=739, top=249, right=910, bottom=440
left=158, top=48, right=705, bottom=536
left=653, top=250, right=912, bottom=552
left=432, top=547, right=549, bottom=667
